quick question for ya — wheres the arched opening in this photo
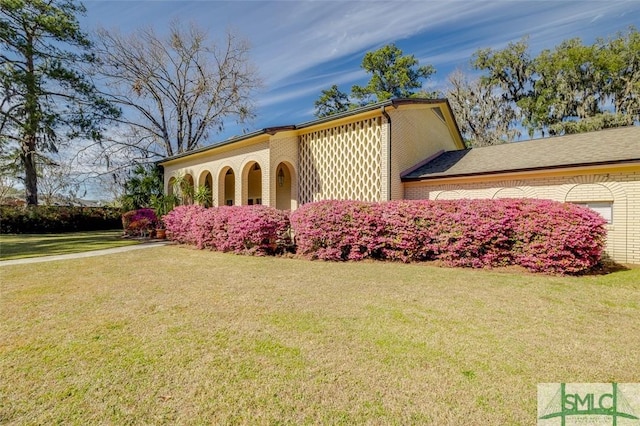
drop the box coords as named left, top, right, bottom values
left=167, top=177, right=176, bottom=197
left=244, top=161, right=263, bottom=205
left=198, top=171, right=214, bottom=207
left=275, top=162, right=294, bottom=210
left=492, top=187, right=526, bottom=199
left=218, top=167, right=235, bottom=206
left=173, top=173, right=195, bottom=205
left=435, top=190, right=462, bottom=200
left=565, top=183, right=615, bottom=224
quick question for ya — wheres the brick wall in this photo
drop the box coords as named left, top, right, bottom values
left=389, top=106, right=459, bottom=200
left=269, top=135, right=299, bottom=210
left=298, top=117, right=382, bottom=204
left=163, top=140, right=271, bottom=207
left=404, top=171, right=640, bottom=264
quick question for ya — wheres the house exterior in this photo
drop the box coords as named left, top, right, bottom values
left=159, top=99, right=464, bottom=210
left=402, top=126, right=640, bottom=264
left=159, top=99, right=640, bottom=264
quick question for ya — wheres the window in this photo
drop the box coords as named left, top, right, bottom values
left=255, top=198, right=262, bottom=205
left=226, top=199, right=233, bottom=206
left=432, top=107, right=445, bottom=123
left=575, top=202, right=613, bottom=224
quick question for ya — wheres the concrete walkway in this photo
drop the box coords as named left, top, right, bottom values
left=0, top=242, right=168, bottom=266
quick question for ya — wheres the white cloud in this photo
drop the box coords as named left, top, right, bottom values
left=80, top=0, right=640, bottom=138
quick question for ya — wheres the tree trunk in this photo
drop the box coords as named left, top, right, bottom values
left=22, top=135, right=38, bottom=206
left=23, top=31, right=38, bottom=206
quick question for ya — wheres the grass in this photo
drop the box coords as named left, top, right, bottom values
left=1, top=246, right=639, bottom=424
left=0, top=230, right=139, bottom=260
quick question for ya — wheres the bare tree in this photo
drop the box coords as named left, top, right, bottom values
left=0, top=173, right=21, bottom=204
left=446, top=70, right=520, bottom=147
left=94, top=21, right=261, bottom=158
left=38, top=155, right=84, bottom=205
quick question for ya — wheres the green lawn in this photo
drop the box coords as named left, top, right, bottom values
left=1, top=247, right=639, bottom=424
left=0, top=230, right=139, bottom=260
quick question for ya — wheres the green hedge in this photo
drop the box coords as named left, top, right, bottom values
left=0, top=206, right=124, bottom=234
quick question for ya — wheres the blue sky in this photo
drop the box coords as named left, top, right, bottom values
left=80, top=0, right=639, bottom=143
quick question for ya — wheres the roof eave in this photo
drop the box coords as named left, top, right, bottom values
left=159, top=128, right=270, bottom=164
left=401, top=158, right=640, bottom=182
left=160, top=98, right=456, bottom=164
left=295, top=97, right=449, bottom=129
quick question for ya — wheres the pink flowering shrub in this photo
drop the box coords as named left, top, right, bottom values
left=290, top=199, right=607, bottom=274
left=290, top=200, right=383, bottom=260
left=424, top=199, right=519, bottom=268
left=375, top=200, right=440, bottom=262
left=163, top=205, right=291, bottom=255
left=510, top=200, right=607, bottom=273
left=122, top=208, right=158, bottom=237
left=161, top=205, right=205, bottom=244
left=162, top=198, right=606, bottom=273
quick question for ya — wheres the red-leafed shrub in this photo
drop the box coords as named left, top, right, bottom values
left=163, top=205, right=291, bottom=255
left=290, top=199, right=607, bottom=274
left=122, top=208, right=158, bottom=237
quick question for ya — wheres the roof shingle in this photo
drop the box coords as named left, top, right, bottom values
left=402, top=126, right=640, bottom=180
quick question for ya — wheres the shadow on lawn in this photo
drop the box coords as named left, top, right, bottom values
left=0, top=231, right=134, bottom=260
left=584, top=260, right=632, bottom=276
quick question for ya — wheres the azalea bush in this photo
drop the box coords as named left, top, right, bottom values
left=510, top=199, right=608, bottom=273
left=122, top=208, right=158, bottom=237
left=163, top=205, right=291, bottom=255
left=290, top=199, right=607, bottom=274
left=161, top=205, right=205, bottom=244
left=161, top=199, right=606, bottom=274
left=288, top=200, right=383, bottom=261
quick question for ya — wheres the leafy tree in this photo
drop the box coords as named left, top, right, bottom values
left=549, top=112, right=633, bottom=135
left=0, top=0, right=119, bottom=206
left=0, top=140, right=21, bottom=203
left=473, top=37, right=533, bottom=104
left=314, top=85, right=352, bottom=118
left=314, top=44, right=436, bottom=117
left=598, top=26, right=640, bottom=122
left=446, top=70, right=519, bottom=147
left=94, top=21, right=262, bottom=159
left=529, top=38, right=604, bottom=133
left=472, top=28, right=639, bottom=137
left=471, top=37, right=536, bottom=137
left=0, top=174, right=21, bottom=203
left=119, top=164, right=164, bottom=211
left=0, top=134, right=20, bottom=193
left=351, top=43, right=435, bottom=103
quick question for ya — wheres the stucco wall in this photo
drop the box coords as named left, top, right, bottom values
left=404, top=170, right=640, bottom=264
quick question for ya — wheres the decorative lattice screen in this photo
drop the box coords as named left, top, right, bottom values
left=298, top=117, right=382, bottom=204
